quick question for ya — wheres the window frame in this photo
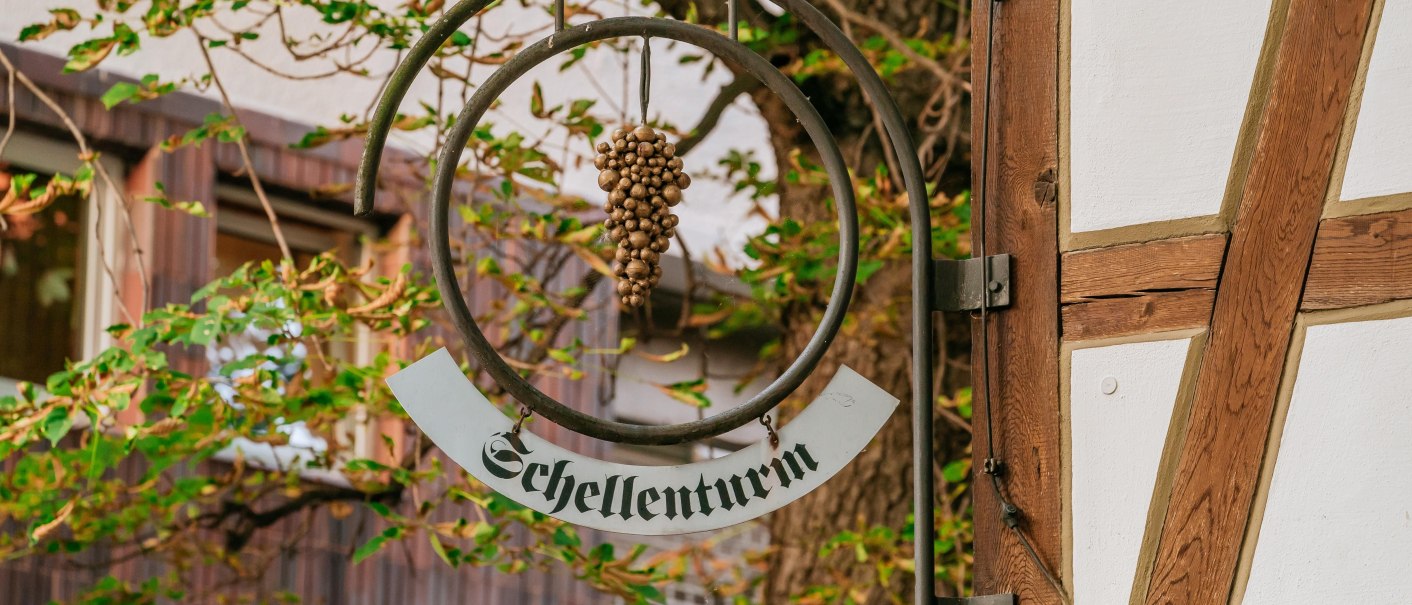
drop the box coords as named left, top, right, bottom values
left=0, top=130, right=124, bottom=396
left=209, top=184, right=385, bottom=482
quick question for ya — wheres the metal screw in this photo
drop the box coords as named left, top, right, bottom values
left=988, top=280, right=1003, bottom=293
left=1101, top=376, right=1118, bottom=395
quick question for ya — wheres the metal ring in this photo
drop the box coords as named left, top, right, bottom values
left=354, top=1, right=935, bottom=598
left=351, top=4, right=933, bottom=447
left=427, top=16, right=858, bottom=445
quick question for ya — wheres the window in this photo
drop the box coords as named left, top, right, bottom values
left=0, top=132, right=122, bottom=396
left=208, top=184, right=381, bottom=479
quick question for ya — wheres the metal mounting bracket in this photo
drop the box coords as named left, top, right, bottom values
left=932, top=254, right=1011, bottom=312
left=936, top=594, right=1017, bottom=605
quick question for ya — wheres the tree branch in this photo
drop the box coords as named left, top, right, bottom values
left=675, top=75, right=758, bottom=158
left=196, top=33, right=294, bottom=263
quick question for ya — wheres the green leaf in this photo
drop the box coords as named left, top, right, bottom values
left=547, top=348, right=577, bottom=365
left=428, top=533, right=454, bottom=566
left=655, top=378, right=711, bottom=408
left=941, top=459, right=970, bottom=483
left=43, top=407, right=73, bottom=446
left=855, top=259, right=885, bottom=284
left=552, top=526, right=580, bottom=548
left=101, top=82, right=141, bottom=109
left=366, top=501, right=393, bottom=517
left=36, top=268, right=75, bottom=307
left=529, top=82, right=545, bottom=117
left=19, top=9, right=81, bottom=42
left=352, top=534, right=388, bottom=563
left=187, top=316, right=219, bottom=346
left=630, top=584, right=665, bottom=603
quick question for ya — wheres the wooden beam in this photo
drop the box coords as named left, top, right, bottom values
left=970, top=0, right=1063, bottom=601
left=1062, top=290, right=1215, bottom=342
left=1303, top=207, right=1412, bottom=310
left=1061, top=234, right=1226, bottom=303
left=1143, top=2, right=1377, bottom=603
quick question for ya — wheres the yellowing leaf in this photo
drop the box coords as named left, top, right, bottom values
left=29, top=500, right=75, bottom=544
left=569, top=245, right=614, bottom=278
left=559, top=225, right=601, bottom=245
left=634, top=343, right=689, bottom=363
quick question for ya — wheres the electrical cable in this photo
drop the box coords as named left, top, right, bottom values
left=975, top=1, right=1071, bottom=602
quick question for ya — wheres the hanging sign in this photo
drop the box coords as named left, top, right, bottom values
left=387, top=348, right=899, bottom=535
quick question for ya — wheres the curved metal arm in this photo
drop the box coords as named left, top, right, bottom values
left=425, top=16, right=858, bottom=446
left=354, top=0, right=495, bottom=217
left=354, top=4, right=938, bottom=598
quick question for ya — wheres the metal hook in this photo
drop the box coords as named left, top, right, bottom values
left=728, top=0, right=738, bottom=41
left=553, top=0, right=565, bottom=32
left=512, top=405, right=533, bottom=434
left=758, top=414, right=779, bottom=448
left=639, top=36, right=652, bottom=124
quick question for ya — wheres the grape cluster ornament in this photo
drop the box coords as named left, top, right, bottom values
left=596, top=124, right=690, bottom=308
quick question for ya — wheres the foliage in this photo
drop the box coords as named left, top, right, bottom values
left=0, top=257, right=683, bottom=603
left=1, top=0, right=977, bottom=602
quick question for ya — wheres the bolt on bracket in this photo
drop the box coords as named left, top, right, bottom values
left=932, top=254, right=1012, bottom=312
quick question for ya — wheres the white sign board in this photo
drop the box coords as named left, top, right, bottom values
left=387, top=348, right=899, bottom=535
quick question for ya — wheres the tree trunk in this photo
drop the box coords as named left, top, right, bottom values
left=652, top=1, right=971, bottom=600
left=742, top=15, right=972, bottom=604
left=752, top=87, right=967, bottom=602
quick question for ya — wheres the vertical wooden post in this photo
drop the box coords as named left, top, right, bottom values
left=970, top=0, right=1064, bottom=601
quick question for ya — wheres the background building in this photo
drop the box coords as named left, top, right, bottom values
left=0, top=0, right=775, bottom=599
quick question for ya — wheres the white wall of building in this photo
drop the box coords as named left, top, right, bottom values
left=1241, top=313, right=1412, bottom=602
left=1067, top=1, right=1271, bottom=236
left=1337, top=0, right=1412, bottom=203
left=1067, top=334, right=1195, bottom=604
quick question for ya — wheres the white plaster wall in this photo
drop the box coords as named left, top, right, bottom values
left=1068, top=336, right=1192, bottom=605
left=1242, top=315, right=1412, bottom=602
left=1339, top=1, right=1412, bottom=202
left=0, top=0, right=775, bottom=263
left=1068, top=2, right=1270, bottom=233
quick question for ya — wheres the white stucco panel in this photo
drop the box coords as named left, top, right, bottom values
left=1242, top=314, right=1412, bottom=603
left=1339, top=1, right=1412, bottom=202
left=1069, top=336, right=1192, bottom=605
left=1068, top=2, right=1271, bottom=233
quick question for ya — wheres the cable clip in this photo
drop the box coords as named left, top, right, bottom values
left=999, top=501, right=1021, bottom=529
left=983, top=457, right=1006, bottom=476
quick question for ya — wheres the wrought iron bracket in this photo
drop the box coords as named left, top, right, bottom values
left=936, top=594, right=1017, bottom=605
left=932, top=254, right=1011, bottom=312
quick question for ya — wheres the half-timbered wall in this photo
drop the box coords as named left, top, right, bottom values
left=975, top=1, right=1410, bottom=603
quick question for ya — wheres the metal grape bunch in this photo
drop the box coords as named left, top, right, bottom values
left=595, top=124, right=690, bottom=307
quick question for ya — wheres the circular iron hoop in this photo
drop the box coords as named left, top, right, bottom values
left=356, top=0, right=936, bottom=597
left=427, top=17, right=858, bottom=445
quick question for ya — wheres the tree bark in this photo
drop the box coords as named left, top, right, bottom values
left=752, top=89, right=968, bottom=602
left=652, top=1, right=971, bottom=600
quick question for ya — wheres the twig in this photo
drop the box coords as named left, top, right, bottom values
left=196, top=34, right=294, bottom=262
left=0, top=57, right=14, bottom=160
left=675, top=75, right=756, bottom=158
left=818, top=0, right=969, bottom=92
